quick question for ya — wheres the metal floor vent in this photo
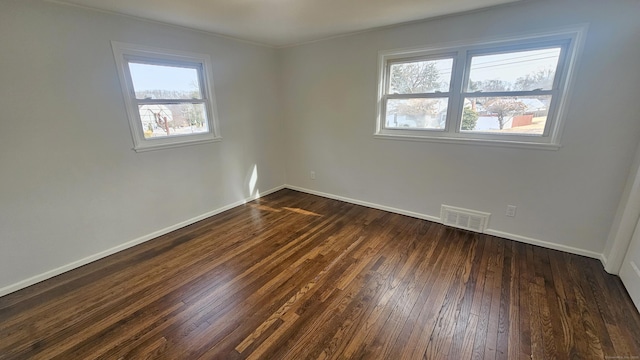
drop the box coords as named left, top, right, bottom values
left=440, top=205, right=490, bottom=233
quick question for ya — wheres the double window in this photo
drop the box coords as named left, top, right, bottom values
left=376, top=27, right=586, bottom=148
left=112, top=42, right=221, bottom=152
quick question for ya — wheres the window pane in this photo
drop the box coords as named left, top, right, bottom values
left=129, top=62, right=202, bottom=100
left=389, top=58, right=453, bottom=94
left=460, top=96, right=552, bottom=135
left=138, top=103, right=209, bottom=139
left=467, top=48, right=561, bottom=92
left=385, top=98, right=448, bottom=129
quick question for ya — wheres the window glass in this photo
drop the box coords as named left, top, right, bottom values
left=461, top=95, right=552, bottom=135
left=375, top=28, right=585, bottom=148
left=385, top=98, right=448, bottom=129
left=112, top=42, right=220, bottom=151
left=389, top=58, right=453, bottom=94
left=467, top=48, right=562, bottom=92
left=128, top=62, right=203, bottom=100
left=138, top=103, right=209, bottom=139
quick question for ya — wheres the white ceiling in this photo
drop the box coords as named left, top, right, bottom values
left=52, top=0, right=523, bottom=47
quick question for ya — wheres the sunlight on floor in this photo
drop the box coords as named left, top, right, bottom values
left=282, top=207, right=322, bottom=217
left=250, top=204, right=282, bottom=212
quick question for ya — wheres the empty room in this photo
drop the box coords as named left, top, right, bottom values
left=2, top=0, right=640, bottom=358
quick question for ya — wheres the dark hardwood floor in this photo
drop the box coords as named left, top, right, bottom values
left=1, top=189, right=639, bottom=359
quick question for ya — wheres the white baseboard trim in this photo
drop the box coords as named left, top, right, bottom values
left=484, top=229, right=603, bottom=261
left=2, top=183, right=607, bottom=297
left=284, top=185, right=441, bottom=223
left=285, top=184, right=605, bottom=263
left=0, top=185, right=285, bottom=298
left=599, top=253, right=609, bottom=270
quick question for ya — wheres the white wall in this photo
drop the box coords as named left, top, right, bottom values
left=0, top=0, right=285, bottom=292
left=281, top=0, right=640, bottom=257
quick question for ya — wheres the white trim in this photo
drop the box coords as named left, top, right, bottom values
left=2, top=183, right=608, bottom=297
left=0, top=185, right=285, bottom=298
left=285, top=185, right=604, bottom=262
left=132, top=137, right=221, bottom=152
left=629, top=261, right=640, bottom=279
left=620, top=260, right=640, bottom=312
left=284, top=185, right=441, bottom=223
left=375, top=24, right=588, bottom=149
left=376, top=24, right=590, bottom=66
left=484, top=229, right=603, bottom=260
left=604, top=142, right=640, bottom=274
left=373, top=133, right=562, bottom=150
left=111, top=41, right=222, bottom=152
left=600, top=253, right=608, bottom=267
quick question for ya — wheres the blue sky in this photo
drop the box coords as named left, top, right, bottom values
left=469, top=48, right=561, bottom=84
left=128, top=62, right=200, bottom=93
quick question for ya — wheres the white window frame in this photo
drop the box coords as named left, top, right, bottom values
left=375, top=26, right=588, bottom=149
left=112, top=42, right=221, bottom=152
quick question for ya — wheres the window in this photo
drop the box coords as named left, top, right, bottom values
left=112, top=42, right=221, bottom=152
left=376, top=27, right=586, bottom=148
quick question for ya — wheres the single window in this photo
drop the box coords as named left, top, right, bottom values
left=376, top=27, right=587, bottom=149
left=112, top=42, right=221, bottom=152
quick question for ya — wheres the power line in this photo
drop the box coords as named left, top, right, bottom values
left=471, top=56, right=559, bottom=71
left=471, top=49, right=560, bottom=66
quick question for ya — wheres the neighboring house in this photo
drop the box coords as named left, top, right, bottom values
left=519, top=98, right=546, bottom=112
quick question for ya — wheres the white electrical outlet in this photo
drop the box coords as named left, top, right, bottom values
left=310, top=171, right=316, bottom=180
left=506, top=205, right=517, bottom=217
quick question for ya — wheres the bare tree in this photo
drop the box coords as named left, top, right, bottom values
left=515, top=68, right=555, bottom=91
left=470, top=79, right=511, bottom=92
left=388, top=61, right=445, bottom=127
left=390, top=61, right=446, bottom=94
left=484, top=99, right=526, bottom=130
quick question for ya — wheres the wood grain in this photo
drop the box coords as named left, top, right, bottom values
left=1, top=189, right=639, bottom=359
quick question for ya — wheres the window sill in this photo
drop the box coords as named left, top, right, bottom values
left=133, top=136, right=222, bottom=152
left=373, top=133, right=561, bottom=150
